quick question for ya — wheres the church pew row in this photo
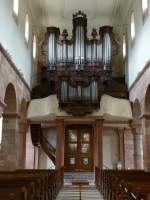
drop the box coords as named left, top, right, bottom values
left=0, top=168, right=63, bottom=200
left=95, top=167, right=150, bottom=200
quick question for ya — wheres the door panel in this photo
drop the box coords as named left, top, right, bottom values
left=64, top=125, right=94, bottom=172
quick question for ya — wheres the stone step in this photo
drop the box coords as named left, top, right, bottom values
left=56, top=186, right=104, bottom=200
left=64, top=172, right=95, bottom=185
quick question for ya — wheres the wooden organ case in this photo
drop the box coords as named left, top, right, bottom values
left=32, top=11, right=128, bottom=116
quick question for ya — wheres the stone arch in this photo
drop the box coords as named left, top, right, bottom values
left=0, top=83, right=18, bottom=170
left=145, top=84, right=150, bottom=114
left=4, top=83, right=17, bottom=113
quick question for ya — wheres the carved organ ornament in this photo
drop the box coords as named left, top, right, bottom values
left=40, top=11, right=118, bottom=116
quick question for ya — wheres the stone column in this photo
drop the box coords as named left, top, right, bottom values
left=117, top=128, right=125, bottom=168
left=18, top=121, right=27, bottom=168
left=124, top=128, right=135, bottom=169
left=1, top=112, right=19, bottom=170
left=142, top=115, right=150, bottom=171
left=132, top=123, right=143, bottom=169
left=94, top=119, right=103, bottom=168
left=56, top=119, right=64, bottom=169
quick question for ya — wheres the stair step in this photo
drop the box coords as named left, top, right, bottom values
left=64, top=172, right=95, bottom=185
left=56, top=186, right=104, bottom=200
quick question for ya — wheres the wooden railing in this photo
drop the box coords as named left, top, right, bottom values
left=40, top=133, right=56, bottom=164
left=0, top=167, right=63, bottom=200
left=95, top=167, right=150, bottom=200
left=30, top=124, right=56, bottom=165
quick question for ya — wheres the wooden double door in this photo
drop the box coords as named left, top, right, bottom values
left=64, top=125, right=94, bottom=172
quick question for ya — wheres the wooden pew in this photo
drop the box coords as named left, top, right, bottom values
left=95, top=167, right=150, bottom=200
left=0, top=167, right=64, bottom=200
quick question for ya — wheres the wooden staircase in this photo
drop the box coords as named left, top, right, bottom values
left=30, top=124, right=56, bottom=165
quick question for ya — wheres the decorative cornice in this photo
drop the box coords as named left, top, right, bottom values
left=129, top=59, right=150, bottom=93
left=0, top=43, right=31, bottom=92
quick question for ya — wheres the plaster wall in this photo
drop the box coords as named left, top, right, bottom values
left=116, top=0, right=150, bottom=87
left=103, top=128, right=119, bottom=169
left=0, top=0, right=38, bottom=86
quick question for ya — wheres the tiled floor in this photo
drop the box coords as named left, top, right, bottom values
left=56, top=186, right=104, bottom=200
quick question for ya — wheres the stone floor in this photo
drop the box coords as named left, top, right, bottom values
left=56, top=185, right=104, bottom=200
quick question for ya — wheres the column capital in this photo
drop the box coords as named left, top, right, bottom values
left=3, top=112, right=20, bottom=118
left=140, top=114, right=150, bottom=120
left=95, top=118, right=104, bottom=127
left=0, top=100, right=6, bottom=116
left=117, top=127, right=125, bottom=133
left=56, top=119, right=64, bottom=125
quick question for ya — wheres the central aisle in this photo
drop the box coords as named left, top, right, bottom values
left=56, top=185, right=104, bottom=200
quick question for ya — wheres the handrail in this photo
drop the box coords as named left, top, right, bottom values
left=40, top=133, right=56, bottom=164
left=41, top=134, right=56, bottom=154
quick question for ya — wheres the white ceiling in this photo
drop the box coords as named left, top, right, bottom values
left=29, top=0, right=122, bottom=33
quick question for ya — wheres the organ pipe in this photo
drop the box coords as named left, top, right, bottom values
left=99, top=26, right=113, bottom=66
left=91, top=29, right=98, bottom=64
left=45, top=14, right=114, bottom=70
left=61, top=29, right=68, bottom=65
left=47, top=27, right=60, bottom=67
left=73, top=11, right=87, bottom=70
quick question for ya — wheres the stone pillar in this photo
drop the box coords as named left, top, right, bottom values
left=132, top=124, right=143, bottom=169
left=142, top=115, right=150, bottom=171
left=56, top=119, right=64, bottom=169
left=94, top=119, right=103, bottom=168
left=117, top=128, right=125, bottom=168
left=124, top=128, right=134, bottom=169
left=1, top=112, right=19, bottom=170
left=18, top=121, right=27, bottom=168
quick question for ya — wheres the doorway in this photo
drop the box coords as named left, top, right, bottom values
left=64, top=125, right=94, bottom=172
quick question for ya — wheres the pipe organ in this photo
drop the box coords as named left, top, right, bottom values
left=45, top=11, right=113, bottom=69
left=39, top=11, right=119, bottom=115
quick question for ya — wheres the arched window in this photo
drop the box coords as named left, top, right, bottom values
left=123, top=34, right=127, bottom=59
left=131, top=12, right=135, bottom=41
left=0, top=116, right=3, bottom=149
left=142, top=0, right=148, bottom=13
left=33, top=35, right=37, bottom=59
left=25, top=14, right=29, bottom=42
left=13, top=0, right=19, bottom=16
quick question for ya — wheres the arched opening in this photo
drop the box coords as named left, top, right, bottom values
left=4, top=83, right=16, bottom=113
left=145, top=84, right=150, bottom=114
left=1, top=83, right=17, bottom=170
left=132, top=99, right=143, bottom=169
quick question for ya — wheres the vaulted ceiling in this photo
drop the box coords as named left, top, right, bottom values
left=29, top=0, right=122, bottom=32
